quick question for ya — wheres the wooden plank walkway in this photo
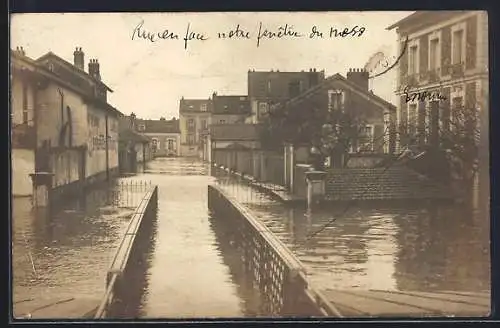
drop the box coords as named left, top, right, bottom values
left=321, top=289, right=491, bottom=318
left=13, top=297, right=98, bottom=319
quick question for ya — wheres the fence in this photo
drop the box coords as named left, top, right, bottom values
left=212, top=149, right=285, bottom=187
left=208, top=185, right=341, bottom=317
left=94, top=185, right=158, bottom=319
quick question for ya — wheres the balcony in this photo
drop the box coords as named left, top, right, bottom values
left=400, top=74, right=419, bottom=90
left=12, top=124, right=35, bottom=149
left=450, top=63, right=465, bottom=79
left=428, top=68, right=440, bottom=83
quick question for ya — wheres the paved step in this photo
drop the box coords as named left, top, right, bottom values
left=320, top=289, right=490, bottom=317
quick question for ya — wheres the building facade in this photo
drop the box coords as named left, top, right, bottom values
left=118, top=115, right=152, bottom=173
left=11, top=47, right=122, bottom=200
left=179, top=98, right=212, bottom=158
left=11, top=48, right=37, bottom=196
left=246, top=69, right=326, bottom=123
left=269, top=69, right=396, bottom=169
left=130, top=114, right=181, bottom=157
left=388, top=11, right=487, bottom=149
left=387, top=11, right=488, bottom=199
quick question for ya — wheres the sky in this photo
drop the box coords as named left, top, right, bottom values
left=11, top=11, right=413, bottom=120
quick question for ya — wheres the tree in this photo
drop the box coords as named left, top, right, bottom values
left=263, top=97, right=372, bottom=168
left=397, top=99, right=479, bottom=194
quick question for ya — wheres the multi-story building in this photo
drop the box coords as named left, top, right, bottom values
left=131, top=114, right=181, bottom=157
left=179, top=97, right=212, bottom=158
left=387, top=11, right=488, bottom=197
left=246, top=69, right=326, bottom=123
left=11, top=47, right=122, bottom=202
left=387, top=11, right=487, bottom=150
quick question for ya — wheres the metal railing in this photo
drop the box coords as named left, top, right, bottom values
left=94, top=185, right=158, bottom=319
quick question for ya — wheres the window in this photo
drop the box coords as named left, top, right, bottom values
left=88, top=114, right=100, bottom=128
left=219, top=120, right=226, bottom=124
left=328, top=90, right=344, bottom=112
left=408, top=104, right=417, bottom=135
left=409, top=45, right=418, bottom=75
left=138, top=124, right=145, bottom=132
left=187, top=134, right=196, bottom=145
left=187, top=118, right=195, bottom=130
left=358, top=125, right=374, bottom=152
left=151, top=138, right=158, bottom=151
left=22, top=83, right=28, bottom=124
left=429, top=38, right=439, bottom=70
left=452, top=96, right=463, bottom=129
left=200, top=103, right=207, bottom=112
left=267, top=80, right=272, bottom=93
left=258, top=102, right=268, bottom=115
left=201, top=119, right=207, bottom=129
left=452, top=30, right=464, bottom=64
left=167, top=139, right=174, bottom=150
left=224, top=105, right=229, bottom=111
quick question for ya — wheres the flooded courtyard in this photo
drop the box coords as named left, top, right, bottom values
left=11, top=157, right=491, bottom=319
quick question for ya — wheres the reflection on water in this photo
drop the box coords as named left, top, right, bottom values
left=121, top=157, right=260, bottom=318
left=214, top=173, right=490, bottom=293
left=12, top=181, right=137, bottom=306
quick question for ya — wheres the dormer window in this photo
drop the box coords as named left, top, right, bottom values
left=200, top=103, right=207, bottom=111
left=138, top=124, right=145, bottom=132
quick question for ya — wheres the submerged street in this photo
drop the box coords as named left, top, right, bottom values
left=12, top=157, right=490, bottom=318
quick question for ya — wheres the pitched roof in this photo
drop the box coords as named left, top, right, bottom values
left=119, top=129, right=150, bottom=143
left=179, top=98, right=212, bottom=113
left=212, top=95, right=251, bottom=115
left=271, top=73, right=396, bottom=113
left=36, top=52, right=113, bottom=92
left=137, top=119, right=180, bottom=134
left=386, top=11, right=469, bottom=31
left=210, top=123, right=262, bottom=141
left=386, top=11, right=422, bottom=31
left=11, top=50, right=122, bottom=117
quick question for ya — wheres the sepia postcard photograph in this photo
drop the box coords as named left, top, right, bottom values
left=9, top=10, right=490, bottom=320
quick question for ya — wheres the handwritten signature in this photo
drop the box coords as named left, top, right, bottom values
left=404, top=86, right=447, bottom=103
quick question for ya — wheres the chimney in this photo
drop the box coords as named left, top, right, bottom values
left=73, top=47, right=84, bottom=70
left=346, top=68, right=369, bottom=91
left=160, top=117, right=166, bottom=121
left=130, top=112, right=136, bottom=129
left=88, top=59, right=101, bottom=80
left=15, top=46, right=26, bottom=56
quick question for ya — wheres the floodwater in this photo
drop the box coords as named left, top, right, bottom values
left=11, top=182, right=138, bottom=314
left=120, top=157, right=263, bottom=318
left=213, top=171, right=491, bottom=294
left=12, top=157, right=490, bottom=319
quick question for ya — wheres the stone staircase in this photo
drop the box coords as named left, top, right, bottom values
left=325, top=166, right=453, bottom=202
